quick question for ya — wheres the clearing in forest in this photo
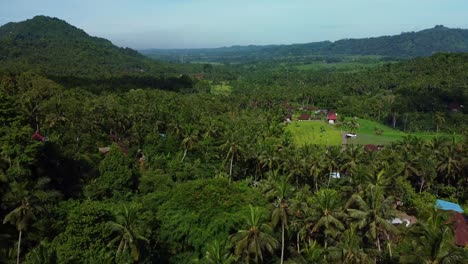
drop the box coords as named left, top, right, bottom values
left=286, top=118, right=461, bottom=146
left=285, top=120, right=342, bottom=146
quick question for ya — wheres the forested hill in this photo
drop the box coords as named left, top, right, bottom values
left=0, top=16, right=175, bottom=78
left=0, top=16, right=201, bottom=92
left=142, top=25, right=468, bottom=63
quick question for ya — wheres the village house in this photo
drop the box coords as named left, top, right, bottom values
left=327, top=111, right=337, bottom=124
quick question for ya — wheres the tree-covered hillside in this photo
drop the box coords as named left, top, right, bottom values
left=142, top=25, right=468, bottom=63
left=0, top=16, right=203, bottom=92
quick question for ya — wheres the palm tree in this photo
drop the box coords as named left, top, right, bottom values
left=180, top=125, right=198, bottom=162
left=341, top=145, right=363, bottom=176
left=107, top=205, right=149, bottom=262
left=204, top=240, right=236, bottom=264
left=221, top=138, right=244, bottom=183
left=324, top=146, right=342, bottom=187
left=306, top=151, right=324, bottom=193
left=299, top=240, right=323, bottom=263
left=345, top=184, right=398, bottom=258
left=327, top=224, right=371, bottom=264
left=308, top=189, right=347, bottom=248
left=3, top=199, right=36, bottom=264
left=400, top=210, right=468, bottom=263
left=26, top=242, right=57, bottom=264
left=434, top=112, right=445, bottom=134
left=271, top=180, right=292, bottom=264
left=231, top=205, right=279, bottom=263
left=436, top=141, right=461, bottom=186
left=282, top=152, right=306, bottom=188
left=2, top=179, right=57, bottom=264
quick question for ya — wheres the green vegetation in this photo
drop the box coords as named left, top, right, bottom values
left=211, top=82, right=232, bottom=95
left=286, top=118, right=462, bottom=146
left=141, top=25, right=468, bottom=63
left=0, top=16, right=467, bottom=264
left=286, top=121, right=342, bottom=146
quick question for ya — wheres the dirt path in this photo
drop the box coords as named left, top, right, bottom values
left=342, top=132, right=347, bottom=145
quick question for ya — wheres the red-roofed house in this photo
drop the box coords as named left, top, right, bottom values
left=297, top=114, right=311, bottom=121
left=448, top=212, right=468, bottom=247
left=327, top=112, right=337, bottom=124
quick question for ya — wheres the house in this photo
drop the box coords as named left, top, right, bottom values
left=98, top=146, right=110, bottom=154
left=31, top=131, right=47, bottom=142
left=329, top=172, right=341, bottom=179
left=327, top=111, right=337, bottom=124
left=448, top=212, right=468, bottom=247
left=448, top=102, right=463, bottom=112
left=297, top=113, right=311, bottom=121
left=284, top=113, right=293, bottom=124
left=435, top=199, right=464, bottom=213
left=390, top=211, right=417, bottom=227
left=364, top=144, right=381, bottom=152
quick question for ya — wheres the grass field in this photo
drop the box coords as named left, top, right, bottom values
left=211, top=82, right=232, bottom=95
left=286, top=118, right=460, bottom=146
left=285, top=121, right=343, bottom=146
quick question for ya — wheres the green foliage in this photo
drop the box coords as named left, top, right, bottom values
left=50, top=200, right=114, bottom=263
left=0, top=15, right=467, bottom=264
left=84, top=144, right=133, bottom=199
left=156, top=178, right=266, bottom=262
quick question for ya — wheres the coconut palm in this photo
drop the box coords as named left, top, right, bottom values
left=400, top=210, right=468, bottom=263
left=106, top=205, right=149, bottom=262
left=2, top=178, right=58, bottom=264
left=180, top=125, right=198, bottom=162
left=306, top=151, right=325, bottom=192
left=270, top=179, right=292, bottom=264
left=436, top=141, right=461, bottom=186
left=221, top=134, right=244, bottom=183
left=282, top=152, right=306, bottom=188
left=231, top=205, right=279, bottom=263
left=25, top=242, right=58, bottom=264
left=341, top=144, right=363, bottom=176
left=3, top=199, right=36, bottom=264
left=308, top=189, right=347, bottom=248
left=204, top=240, right=236, bottom=264
left=345, top=184, right=398, bottom=257
left=434, top=112, right=445, bottom=134
left=327, top=224, right=371, bottom=264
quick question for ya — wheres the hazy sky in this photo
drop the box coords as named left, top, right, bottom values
left=1, top=0, right=467, bottom=49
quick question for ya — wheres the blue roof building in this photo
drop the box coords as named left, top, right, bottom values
left=435, top=199, right=464, bottom=213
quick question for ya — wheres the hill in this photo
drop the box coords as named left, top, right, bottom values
left=142, top=25, right=468, bottom=63
left=0, top=16, right=174, bottom=78
left=0, top=16, right=200, bottom=92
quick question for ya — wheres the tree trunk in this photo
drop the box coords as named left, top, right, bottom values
left=229, top=155, right=234, bottom=184
left=297, top=232, right=300, bottom=253
left=392, top=114, right=396, bottom=128
left=419, top=177, right=425, bottom=193
left=280, top=222, right=285, bottom=264
left=386, top=233, right=392, bottom=258
left=17, top=230, right=22, bottom=264
left=376, top=236, right=381, bottom=252
left=181, top=148, right=187, bottom=162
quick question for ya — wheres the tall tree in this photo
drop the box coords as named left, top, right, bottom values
left=106, top=205, right=149, bottom=262
left=345, top=184, right=398, bottom=258
left=231, top=205, right=279, bottom=263
left=270, top=179, right=292, bottom=264
left=308, top=189, right=346, bottom=248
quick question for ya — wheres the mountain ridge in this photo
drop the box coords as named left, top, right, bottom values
left=141, top=25, right=468, bottom=63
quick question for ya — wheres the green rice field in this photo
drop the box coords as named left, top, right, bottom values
left=286, top=118, right=460, bottom=146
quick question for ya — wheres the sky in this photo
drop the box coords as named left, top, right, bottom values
left=1, top=0, right=467, bottom=49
